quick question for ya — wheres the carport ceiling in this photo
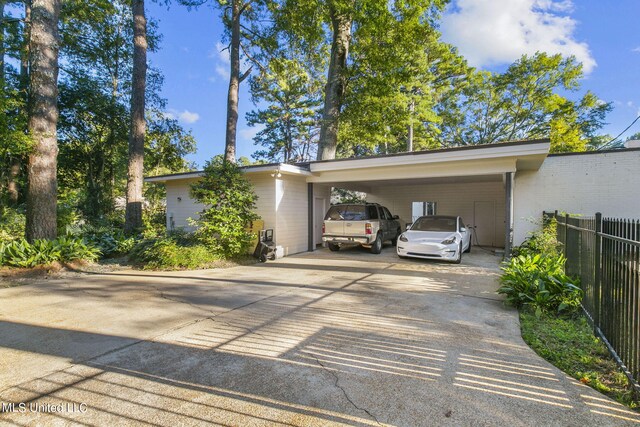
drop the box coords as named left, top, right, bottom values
left=331, top=174, right=503, bottom=192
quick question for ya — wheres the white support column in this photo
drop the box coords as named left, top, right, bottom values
left=504, top=172, right=514, bottom=258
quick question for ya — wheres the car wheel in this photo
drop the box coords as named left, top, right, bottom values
left=453, top=243, right=462, bottom=264
left=391, top=229, right=401, bottom=246
left=328, top=243, right=340, bottom=252
left=259, top=254, right=268, bottom=263
left=370, top=233, right=383, bottom=254
left=464, top=242, right=471, bottom=253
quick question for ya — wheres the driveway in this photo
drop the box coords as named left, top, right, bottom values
left=0, top=246, right=638, bottom=426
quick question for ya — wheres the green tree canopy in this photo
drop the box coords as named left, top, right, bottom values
left=247, top=46, right=325, bottom=163
left=438, top=53, right=612, bottom=153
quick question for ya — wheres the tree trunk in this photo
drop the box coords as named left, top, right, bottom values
left=224, top=0, right=242, bottom=164
left=124, top=0, right=147, bottom=234
left=316, top=7, right=351, bottom=161
left=25, top=0, right=60, bottom=242
left=7, top=1, right=31, bottom=206
left=407, top=98, right=414, bottom=152
left=7, top=158, right=20, bottom=204
left=0, top=1, right=5, bottom=201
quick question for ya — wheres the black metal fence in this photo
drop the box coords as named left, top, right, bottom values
left=544, top=211, right=640, bottom=393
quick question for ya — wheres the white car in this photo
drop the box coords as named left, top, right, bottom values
left=396, top=215, right=471, bottom=263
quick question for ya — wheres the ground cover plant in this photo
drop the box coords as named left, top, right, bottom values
left=520, top=311, right=639, bottom=410
left=0, top=236, right=101, bottom=268
left=129, top=230, right=218, bottom=270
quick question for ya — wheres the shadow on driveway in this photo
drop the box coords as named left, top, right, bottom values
left=1, top=250, right=638, bottom=426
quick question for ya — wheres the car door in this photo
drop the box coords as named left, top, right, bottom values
left=381, top=207, right=394, bottom=240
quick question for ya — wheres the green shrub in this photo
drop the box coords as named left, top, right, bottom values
left=64, top=223, right=136, bottom=257
left=129, top=234, right=217, bottom=270
left=142, top=205, right=167, bottom=237
left=0, top=207, right=26, bottom=243
left=57, top=200, right=83, bottom=236
left=190, top=158, right=260, bottom=258
left=514, top=217, right=562, bottom=257
left=498, top=253, right=582, bottom=315
left=0, top=237, right=101, bottom=268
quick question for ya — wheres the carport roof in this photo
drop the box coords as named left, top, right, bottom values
left=145, top=138, right=550, bottom=183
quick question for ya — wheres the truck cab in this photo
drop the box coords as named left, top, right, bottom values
left=322, top=203, right=402, bottom=254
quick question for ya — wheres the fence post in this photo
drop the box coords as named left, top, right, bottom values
left=564, top=212, right=569, bottom=258
left=594, top=212, right=602, bottom=331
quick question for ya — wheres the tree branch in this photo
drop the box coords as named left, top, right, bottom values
left=239, top=42, right=265, bottom=74
left=239, top=66, right=253, bottom=83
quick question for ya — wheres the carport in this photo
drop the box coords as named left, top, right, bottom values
left=149, top=139, right=552, bottom=258
left=306, top=139, right=551, bottom=256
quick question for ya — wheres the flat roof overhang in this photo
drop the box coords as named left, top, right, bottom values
left=145, top=162, right=312, bottom=183
left=307, top=139, right=550, bottom=185
left=145, top=139, right=550, bottom=185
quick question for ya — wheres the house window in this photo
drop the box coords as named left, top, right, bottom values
left=411, top=201, right=436, bottom=222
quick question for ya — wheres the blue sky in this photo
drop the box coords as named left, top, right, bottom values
left=148, top=0, right=640, bottom=166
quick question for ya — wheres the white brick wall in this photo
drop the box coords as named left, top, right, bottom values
left=367, top=181, right=506, bottom=247
left=250, top=174, right=276, bottom=231
left=164, top=173, right=276, bottom=231
left=165, top=178, right=203, bottom=231
left=163, top=172, right=312, bottom=256
left=275, top=176, right=309, bottom=256
left=513, top=150, right=640, bottom=244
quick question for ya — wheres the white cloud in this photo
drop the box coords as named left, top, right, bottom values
left=216, top=64, right=230, bottom=80
left=209, top=41, right=231, bottom=80
left=209, top=40, right=251, bottom=81
left=178, top=110, right=200, bottom=124
left=632, top=46, right=640, bottom=53
left=239, top=125, right=265, bottom=142
left=164, top=109, right=200, bottom=124
left=209, top=42, right=230, bottom=62
left=441, top=0, right=596, bottom=73
left=215, top=41, right=230, bottom=63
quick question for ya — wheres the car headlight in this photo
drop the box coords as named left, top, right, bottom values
left=399, top=234, right=408, bottom=242
left=441, top=236, right=457, bottom=245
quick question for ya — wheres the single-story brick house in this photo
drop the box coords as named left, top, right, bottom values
left=146, top=139, right=640, bottom=257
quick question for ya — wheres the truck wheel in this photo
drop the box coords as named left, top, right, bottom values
left=328, top=243, right=340, bottom=252
left=370, top=233, right=383, bottom=254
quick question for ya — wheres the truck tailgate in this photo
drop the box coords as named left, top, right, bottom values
left=343, top=221, right=367, bottom=235
left=323, top=220, right=344, bottom=236
left=324, top=220, right=368, bottom=236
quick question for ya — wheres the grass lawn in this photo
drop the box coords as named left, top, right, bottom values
left=520, top=310, right=639, bottom=410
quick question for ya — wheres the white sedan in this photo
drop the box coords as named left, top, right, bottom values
left=397, top=215, right=471, bottom=263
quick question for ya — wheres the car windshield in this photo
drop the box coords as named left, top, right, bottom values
left=325, top=205, right=367, bottom=221
left=411, top=217, right=456, bottom=232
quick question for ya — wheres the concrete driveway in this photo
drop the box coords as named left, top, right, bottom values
left=0, top=246, right=638, bottom=426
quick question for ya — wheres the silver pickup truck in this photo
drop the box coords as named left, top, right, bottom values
left=322, top=203, right=402, bottom=254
